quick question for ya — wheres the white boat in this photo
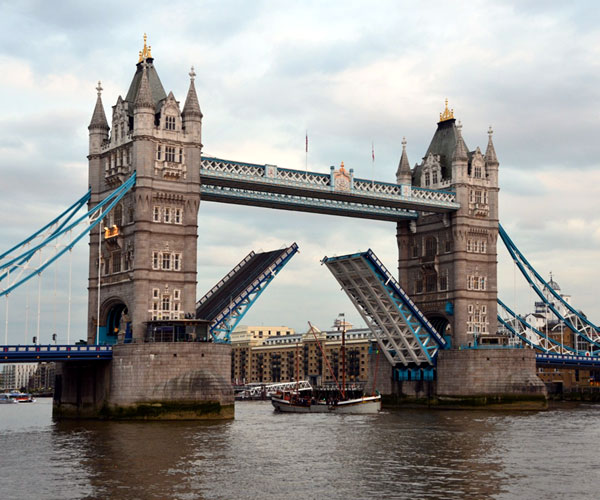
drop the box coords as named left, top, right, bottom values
left=0, top=393, right=19, bottom=404
left=271, top=390, right=381, bottom=414
left=0, top=391, right=36, bottom=403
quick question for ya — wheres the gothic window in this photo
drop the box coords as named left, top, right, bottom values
left=474, top=165, right=482, bottom=178
left=412, top=244, right=419, bottom=258
left=173, top=253, right=181, bottom=271
left=174, top=208, right=182, bottom=224
left=112, top=251, right=121, bottom=273
left=425, top=237, right=437, bottom=258
left=165, top=146, right=176, bottom=162
left=480, top=277, right=486, bottom=290
left=424, top=171, right=430, bottom=186
left=153, top=288, right=160, bottom=299
left=445, top=240, right=452, bottom=253
left=164, top=207, right=171, bottom=223
left=178, top=148, right=183, bottom=163
left=479, top=240, right=486, bottom=253
left=162, top=295, right=171, bottom=311
left=475, top=190, right=482, bottom=204
left=162, top=253, right=171, bottom=270
left=467, top=240, right=472, bottom=252
left=425, top=273, right=437, bottom=292
left=153, top=206, right=161, bottom=222
left=173, top=289, right=181, bottom=301
left=439, top=269, right=448, bottom=291
left=152, top=251, right=160, bottom=270
left=113, top=204, right=122, bottom=227
left=415, top=272, right=424, bottom=294
left=469, top=190, right=475, bottom=203
left=432, top=170, right=438, bottom=184
left=157, top=144, right=162, bottom=160
left=165, top=116, right=176, bottom=130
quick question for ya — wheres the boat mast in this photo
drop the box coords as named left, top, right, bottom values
left=295, top=340, right=300, bottom=394
left=340, top=313, right=346, bottom=399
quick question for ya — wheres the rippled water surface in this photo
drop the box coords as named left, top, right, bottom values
left=1, top=399, right=599, bottom=499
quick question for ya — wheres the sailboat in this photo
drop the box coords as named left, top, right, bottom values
left=271, top=318, right=381, bottom=414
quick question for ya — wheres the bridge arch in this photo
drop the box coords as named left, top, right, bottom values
left=425, top=313, right=450, bottom=342
left=99, top=297, right=130, bottom=345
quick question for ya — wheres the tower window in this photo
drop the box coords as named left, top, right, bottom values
left=162, top=253, right=171, bottom=270
left=165, top=146, right=176, bottom=162
left=164, top=207, right=171, bottom=223
left=111, top=251, right=121, bottom=273
left=157, top=145, right=162, bottom=160
left=179, top=148, right=183, bottom=163
left=153, top=206, right=161, bottom=222
left=165, top=116, right=176, bottom=130
left=174, top=208, right=182, bottom=224
left=424, top=172, right=430, bottom=186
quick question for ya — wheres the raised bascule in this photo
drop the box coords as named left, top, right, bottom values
left=2, top=36, right=599, bottom=417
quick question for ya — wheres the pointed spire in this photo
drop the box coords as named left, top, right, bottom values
left=135, top=62, right=154, bottom=110
left=396, top=137, right=412, bottom=184
left=485, top=125, right=498, bottom=164
left=89, top=81, right=109, bottom=130
left=452, top=121, right=468, bottom=161
left=182, top=66, right=203, bottom=119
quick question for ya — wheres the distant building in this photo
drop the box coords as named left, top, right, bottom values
left=231, top=319, right=375, bottom=386
left=1, top=364, right=37, bottom=391
left=28, top=363, right=56, bottom=392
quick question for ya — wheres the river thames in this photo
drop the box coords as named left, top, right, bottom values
left=0, top=399, right=598, bottom=499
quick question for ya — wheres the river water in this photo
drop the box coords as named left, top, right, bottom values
left=0, top=398, right=598, bottom=499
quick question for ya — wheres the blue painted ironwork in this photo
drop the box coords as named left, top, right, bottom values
left=198, top=244, right=299, bottom=343
left=0, top=344, right=112, bottom=363
left=323, top=249, right=446, bottom=367
left=0, top=173, right=136, bottom=297
left=498, top=223, right=600, bottom=350
left=535, top=352, right=600, bottom=368
left=497, top=298, right=580, bottom=355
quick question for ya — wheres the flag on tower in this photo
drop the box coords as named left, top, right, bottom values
left=372, top=141, right=375, bottom=162
left=306, top=132, right=308, bottom=153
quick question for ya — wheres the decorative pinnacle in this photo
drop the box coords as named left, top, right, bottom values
left=439, top=98, right=455, bottom=122
left=189, top=66, right=196, bottom=81
left=402, top=137, right=407, bottom=150
left=457, top=120, right=463, bottom=133
left=488, top=125, right=494, bottom=137
left=96, top=81, right=103, bottom=97
left=138, top=33, right=152, bottom=62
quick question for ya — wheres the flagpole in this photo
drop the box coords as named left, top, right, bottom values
left=371, top=141, right=375, bottom=187
left=305, top=130, right=308, bottom=172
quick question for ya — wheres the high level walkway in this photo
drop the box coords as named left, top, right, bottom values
left=196, top=244, right=298, bottom=342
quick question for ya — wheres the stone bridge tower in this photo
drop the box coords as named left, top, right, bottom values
left=396, top=101, right=499, bottom=349
left=87, top=36, right=203, bottom=344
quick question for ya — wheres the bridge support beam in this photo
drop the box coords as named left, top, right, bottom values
left=54, top=343, right=234, bottom=420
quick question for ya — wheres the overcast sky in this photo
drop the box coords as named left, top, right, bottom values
left=0, top=0, right=598, bottom=344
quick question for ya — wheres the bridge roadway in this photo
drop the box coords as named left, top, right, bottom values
left=1, top=344, right=112, bottom=363
left=2, top=343, right=600, bottom=369
left=199, top=156, right=460, bottom=221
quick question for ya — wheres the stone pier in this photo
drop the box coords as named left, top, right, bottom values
left=53, top=343, right=234, bottom=420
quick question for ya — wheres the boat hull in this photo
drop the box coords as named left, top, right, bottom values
left=271, top=395, right=381, bottom=414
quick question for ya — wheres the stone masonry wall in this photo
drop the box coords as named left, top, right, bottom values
left=436, top=348, right=547, bottom=399
left=108, top=343, right=233, bottom=409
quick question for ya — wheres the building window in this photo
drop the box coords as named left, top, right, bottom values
left=439, top=269, right=448, bottom=291
left=479, top=240, right=486, bottom=253
left=157, top=144, right=162, bottom=160
left=432, top=170, right=438, bottom=184
left=162, top=295, right=170, bottom=311
left=415, top=273, right=424, bottom=294
left=113, top=204, right=122, bottom=227
left=164, top=207, right=171, bottom=223
left=467, top=239, right=472, bottom=252
left=173, top=253, right=181, bottom=271
left=162, top=253, right=171, bottom=270
left=424, top=172, right=430, bottom=186
left=425, top=273, right=437, bottom=292
left=153, top=206, right=161, bottom=222
left=153, top=288, right=160, bottom=299
left=174, top=289, right=180, bottom=301
left=165, top=116, right=176, bottom=130
left=474, top=165, right=482, bottom=178
left=174, top=208, right=182, bottom=224
left=111, top=251, right=121, bottom=273
left=475, top=190, right=483, bottom=204
left=178, top=148, right=183, bottom=163
left=165, top=146, right=176, bottom=162
left=152, top=251, right=160, bottom=270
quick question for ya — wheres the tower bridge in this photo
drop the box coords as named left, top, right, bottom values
left=1, top=36, right=598, bottom=416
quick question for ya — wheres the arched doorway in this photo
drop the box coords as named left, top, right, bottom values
left=426, top=313, right=451, bottom=344
left=99, top=300, right=130, bottom=345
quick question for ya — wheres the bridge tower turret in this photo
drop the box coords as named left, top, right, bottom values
left=86, top=36, right=202, bottom=345
left=397, top=101, right=499, bottom=349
